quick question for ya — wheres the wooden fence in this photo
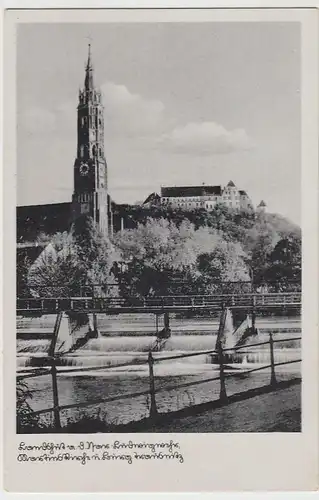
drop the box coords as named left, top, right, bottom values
left=17, top=334, right=301, bottom=431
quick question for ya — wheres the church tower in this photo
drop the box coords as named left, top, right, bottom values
left=72, top=44, right=108, bottom=235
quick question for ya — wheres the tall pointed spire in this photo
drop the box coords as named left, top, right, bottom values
left=74, top=41, right=108, bottom=236
left=84, top=43, right=94, bottom=91
left=87, top=43, right=92, bottom=68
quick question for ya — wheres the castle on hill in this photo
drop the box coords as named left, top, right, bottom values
left=160, top=180, right=253, bottom=211
left=144, top=182, right=266, bottom=213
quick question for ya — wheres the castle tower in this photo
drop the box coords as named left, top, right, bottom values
left=72, top=44, right=108, bottom=235
left=222, top=180, right=240, bottom=209
left=257, top=200, right=267, bottom=213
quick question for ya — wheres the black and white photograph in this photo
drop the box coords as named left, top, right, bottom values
left=15, top=18, right=304, bottom=436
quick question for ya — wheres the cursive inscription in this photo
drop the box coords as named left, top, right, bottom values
left=17, top=440, right=184, bottom=465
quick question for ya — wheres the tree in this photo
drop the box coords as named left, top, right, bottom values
left=17, top=252, right=33, bottom=297
left=28, top=217, right=117, bottom=297
left=70, top=216, right=117, bottom=294
left=196, top=240, right=249, bottom=293
left=243, top=218, right=280, bottom=287
left=113, top=218, right=249, bottom=297
left=113, top=218, right=198, bottom=296
left=27, top=241, right=83, bottom=297
left=265, top=236, right=301, bottom=290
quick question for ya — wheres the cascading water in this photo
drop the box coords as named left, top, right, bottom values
left=17, top=312, right=301, bottom=373
left=17, top=319, right=301, bottom=373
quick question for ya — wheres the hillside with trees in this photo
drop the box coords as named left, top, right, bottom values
left=17, top=204, right=301, bottom=299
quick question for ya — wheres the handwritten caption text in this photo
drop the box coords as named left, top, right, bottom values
left=17, top=439, right=184, bottom=465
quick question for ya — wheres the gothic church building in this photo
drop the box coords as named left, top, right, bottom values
left=17, top=46, right=112, bottom=243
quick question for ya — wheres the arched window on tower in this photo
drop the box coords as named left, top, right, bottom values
left=92, top=145, right=96, bottom=157
left=80, top=145, right=84, bottom=158
left=99, top=147, right=102, bottom=157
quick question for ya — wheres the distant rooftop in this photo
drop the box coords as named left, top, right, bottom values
left=143, top=192, right=160, bottom=204
left=161, top=185, right=222, bottom=197
left=227, top=180, right=236, bottom=187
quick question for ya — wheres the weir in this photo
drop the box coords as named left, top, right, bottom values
left=53, top=312, right=100, bottom=355
left=16, top=308, right=301, bottom=373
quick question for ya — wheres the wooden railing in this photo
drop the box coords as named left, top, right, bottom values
left=17, top=335, right=301, bottom=431
left=17, top=292, right=302, bottom=315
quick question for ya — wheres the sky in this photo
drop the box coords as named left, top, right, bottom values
left=17, top=22, right=301, bottom=224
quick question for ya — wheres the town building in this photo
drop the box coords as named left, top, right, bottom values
left=160, top=181, right=254, bottom=211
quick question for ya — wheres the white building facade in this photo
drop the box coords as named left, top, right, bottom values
left=160, top=181, right=253, bottom=211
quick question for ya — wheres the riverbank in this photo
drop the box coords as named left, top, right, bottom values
left=19, top=378, right=301, bottom=434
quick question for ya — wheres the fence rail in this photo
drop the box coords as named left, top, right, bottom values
left=17, top=292, right=302, bottom=315
left=17, top=335, right=301, bottom=431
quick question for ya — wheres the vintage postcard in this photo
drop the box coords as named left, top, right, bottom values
left=3, top=7, right=319, bottom=492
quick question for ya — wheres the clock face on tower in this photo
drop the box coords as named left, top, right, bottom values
left=81, top=203, right=90, bottom=214
left=79, top=163, right=89, bottom=176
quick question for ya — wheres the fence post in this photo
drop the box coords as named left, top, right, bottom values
left=164, top=312, right=170, bottom=330
left=218, top=346, right=228, bottom=403
left=148, top=351, right=158, bottom=418
left=269, top=333, right=277, bottom=386
left=50, top=358, right=61, bottom=430
left=252, top=295, right=256, bottom=332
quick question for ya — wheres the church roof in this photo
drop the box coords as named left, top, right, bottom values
left=258, top=200, right=267, bottom=207
left=161, top=185, right=222, bottom=197
left=17, top=202, right=72, bottom=243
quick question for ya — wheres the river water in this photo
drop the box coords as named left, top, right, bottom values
left=17, top=314, right=301, bottom=428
